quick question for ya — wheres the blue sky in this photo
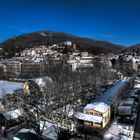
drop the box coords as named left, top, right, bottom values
left=0, top=0, right=140, bottom=47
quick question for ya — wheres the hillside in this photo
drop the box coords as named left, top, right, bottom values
left=0, top=31, right=124, bottom=57
left=129, top=44, right=140, bottom=50
left=126, top=44, right=140, bottom=55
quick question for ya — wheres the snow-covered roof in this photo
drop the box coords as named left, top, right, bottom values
left=14, top=121, right=58, bottom=140
left=32, top=76, right=52, bottom=88
left=64, top=41, right=72, bottom=46
left=120, top=100, right=135, bottom=106
left=74, top=112, right=102, bottom=123
left=134, top=84, right=140, bottom=88
left=17, top=128, right=36, bottom=134
left=40, top=121, right=58, bottom=140
left=82, top=78, right=130, bottom=113
left=2, top=109, right=23, bottom=120
left=81, top=56, right=98, bottom=60
left=84, top=102, right=110, bottom=113
left=0, top=80, right=23, bottom=97
left=92, top=78, right=130, bottom=106
left=13, top=128, right=39, bottom=140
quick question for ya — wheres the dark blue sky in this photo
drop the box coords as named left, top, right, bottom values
left=0, top=0, right=140, bottom=47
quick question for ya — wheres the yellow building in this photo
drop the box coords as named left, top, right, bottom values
left=75, top=102, right=110, bottom=129
left=83, top=102, right=110, bottom=128
left=23, top=80, right=30, bottom=94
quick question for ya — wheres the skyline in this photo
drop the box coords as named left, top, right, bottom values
left=0, top=0, right=140, bottom=47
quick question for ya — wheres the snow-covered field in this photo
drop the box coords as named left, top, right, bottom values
left=0, top=80, right=23, bottom=97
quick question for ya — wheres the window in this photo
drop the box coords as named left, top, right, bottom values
left=86, top=111, right=93, bottom=115
left=85, top=121, right=93, bottom=126
left=93, top=112, right=101, bottom=116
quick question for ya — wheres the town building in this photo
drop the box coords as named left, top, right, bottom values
left=21, top=61, right=46, bottom=78
left=3, top=61, right=22, bottom=78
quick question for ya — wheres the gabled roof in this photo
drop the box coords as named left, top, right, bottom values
left=2, top=109, right=23, bottom=120
left=84, top=102, right=110, bottom=113
left=92, top=78, right=130, bottom=106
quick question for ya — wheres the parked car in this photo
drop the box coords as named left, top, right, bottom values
left=118, top=116, right=134, bottom=124
left=117, top=99, right=136, bottom=116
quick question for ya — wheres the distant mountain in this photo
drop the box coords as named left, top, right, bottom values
left=129, top=44, right=140, bottom=50
left=0, top=31, right=124, bottom=57
left=121, top=44, right=140, bottom=55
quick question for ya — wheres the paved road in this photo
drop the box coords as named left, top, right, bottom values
left=133, top=104, right=140, bottom=140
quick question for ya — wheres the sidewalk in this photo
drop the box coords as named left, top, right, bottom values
left=133, top=105, right=140, bottom=140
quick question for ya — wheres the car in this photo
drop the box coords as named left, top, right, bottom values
left=118, top=116, right=134, bottom=124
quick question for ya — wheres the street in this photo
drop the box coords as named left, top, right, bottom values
left=133, top=103, right=140, bottom=140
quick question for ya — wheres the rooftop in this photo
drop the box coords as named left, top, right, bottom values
left=84, top=102, right=110, bottom=113
left=92, top=78, right=130, bottom=106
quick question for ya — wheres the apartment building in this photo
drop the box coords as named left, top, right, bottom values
left=21, top=61, right=46, bottom=78
left=3, top=61, right=22, bottom=78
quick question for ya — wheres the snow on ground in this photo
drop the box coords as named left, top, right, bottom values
left=0, top=80, right=23, bottom=97
left=103, top=121, right=134, bottom=140
left=0, top=81, right=23, bottom=94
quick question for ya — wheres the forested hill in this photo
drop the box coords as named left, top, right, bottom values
left=129, top=44, right=140, bottom=50
left=0, top=31, right=124, bottom=57
left=125, top=44, right=140, bottom=55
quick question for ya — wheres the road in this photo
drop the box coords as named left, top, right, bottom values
left=133, top=103, right=140, bottom=140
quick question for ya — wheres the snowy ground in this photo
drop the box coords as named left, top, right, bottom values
left=103, top=121, right=134, bottom=140
left=0, top=80, right=23, bottom=97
